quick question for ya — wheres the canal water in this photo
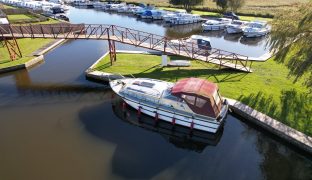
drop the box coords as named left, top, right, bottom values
left=0, top=7, right=311, bottom=180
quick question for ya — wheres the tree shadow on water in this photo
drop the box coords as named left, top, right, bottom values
left=238, top=90, right=312, bottom=136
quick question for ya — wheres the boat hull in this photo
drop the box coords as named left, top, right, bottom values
left=226, top=27, right=243, bottom=34
left=243, top=31, right=268, bottom=37
left=202, top=24, right=226, bottom=31
left=124, top=98, right=226, bottom=133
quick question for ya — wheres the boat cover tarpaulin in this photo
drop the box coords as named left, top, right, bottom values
left=171, top=78, right=217, bottom=98
left=171, top=78, right=221, bottom=118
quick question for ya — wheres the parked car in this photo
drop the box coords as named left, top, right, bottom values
left=223, top=12, right=239, bottom=20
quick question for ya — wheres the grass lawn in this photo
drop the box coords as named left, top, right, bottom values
left=93, top=53, right=312, bottom=136
left=31, top=18, right=60, bottom=24
left=159, top=7, right=273, bottom=22
left=0, top=38, right=55, bottom=69
left=7, top=14, right=34, bottom=21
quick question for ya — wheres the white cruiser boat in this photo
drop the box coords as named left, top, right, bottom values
left=110, top=78, right=228, bottom=133
left=170, top=35, right=212, bottom=50
left=226, top=20, right=248, bottom=34
left=202, top=18, right=232, bottom=31
left=163, top=10, right=187, bottom=23
left=170, top=14, right=201, bottom=25
left=243, top=21, right=271, bottom=38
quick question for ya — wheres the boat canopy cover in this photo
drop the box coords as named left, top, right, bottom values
left=143, top=10, right=152, bottom=16
left=171, top=78, right=217, bottom=98
left=171, top=78, right=221, bottom=117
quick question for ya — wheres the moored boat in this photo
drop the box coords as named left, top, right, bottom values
left=110, top=77, right=229, bottom=133
left=225, top=20, right=248, bottom=34
left=202, top=18, right=232, bottom=31
left=169, top=35, right=212, bottom=51
left=243, top=21, right=271, bottom=38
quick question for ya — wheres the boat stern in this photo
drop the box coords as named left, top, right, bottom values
left=217, top=99, right=229, bottom=124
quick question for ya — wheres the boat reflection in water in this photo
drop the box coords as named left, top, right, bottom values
left=239, top=36, right=268, bottom=46
left=111, top=96, right=224, bottom=153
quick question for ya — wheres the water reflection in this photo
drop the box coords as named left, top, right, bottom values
left=165, top=23, right=202, bottom=39
left=240, top=36, right=268, bottom=46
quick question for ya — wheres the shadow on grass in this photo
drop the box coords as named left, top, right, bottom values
left=93, top=62, right=111, bottom=71
left=238, top=90, right=312, bottom=136
left=128, top=65, right=248, bottom=83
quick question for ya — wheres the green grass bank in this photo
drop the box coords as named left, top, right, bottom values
left=125, top=0, right=308, bottom=17
left=0, top=38, right=55, bottom=69
left=92, top=53, right=312, bottom=136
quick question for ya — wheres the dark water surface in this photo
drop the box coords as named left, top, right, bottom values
left=0, top=7, right=311, bottom=180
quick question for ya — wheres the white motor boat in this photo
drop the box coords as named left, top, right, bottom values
left=202, top=18, right=232, bottom=31
left=163, top=13, right=177, bottom=22
left=226, top=20, right=249, bottom=34
left=93, top=1, right=105, bottom=9
left=151, top=10, right=166, bottom=20
left=243, top=21, right=271, bottom=38
left=117, top=6, right=129, bottom=13
left=170, top=35, right=212, bottom=51
left=110, top=78, right=228, bottom=133
left=171, top=14, right=196, bottom=25
left=192, top=14, right=201, bottom=23
left=163, top=10, right=187, bottom=23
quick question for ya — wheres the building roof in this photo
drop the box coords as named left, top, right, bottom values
left=171, top=78, right=217, bottom=99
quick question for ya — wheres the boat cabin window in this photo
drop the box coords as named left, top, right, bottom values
left=181, top=94, right=217, bottom=117
left=133, top=81, right=155, bottom=88
left=195, top=97, right=207, bottom=108
left=197, top=39, right=211, bottom=47
left=182, top=94, right=196, bottom=105
left=233, top=21, right=243, bottom=25
left=163, top=89, right=182, bottom=102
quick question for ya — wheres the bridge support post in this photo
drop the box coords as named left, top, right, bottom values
left=2, top=36, right=22, bottom=61
left=0, top=25, right=22, bottom=61
left=108, top=39, right=116, bottom=66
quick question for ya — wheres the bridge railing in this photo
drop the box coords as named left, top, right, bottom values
left=0, top=23, right=253, bottom=71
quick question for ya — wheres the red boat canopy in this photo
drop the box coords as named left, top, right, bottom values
left=171, top=78, right=218, bottom=98
left=171, top=78, right=221, bottom=118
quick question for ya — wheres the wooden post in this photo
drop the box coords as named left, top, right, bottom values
left=107, top=28, right=116, bottom=65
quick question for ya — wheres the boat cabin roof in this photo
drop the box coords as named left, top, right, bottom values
left=171, top=78, right=222, bottom=118
left=171, top=78, right=218, bottom=99
left=125, top=78, right=172, bottom=98
left=190, top=35, right=210, bottom=42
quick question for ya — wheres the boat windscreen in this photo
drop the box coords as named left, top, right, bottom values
left=133, top=81, right=155, bottom=88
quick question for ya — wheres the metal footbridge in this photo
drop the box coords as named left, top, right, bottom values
left=0, top=23, right=261, bottom=72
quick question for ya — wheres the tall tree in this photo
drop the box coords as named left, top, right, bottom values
left=268, top=1, right=312, bottom=89
left=215, top=0, right=228, bottom=12
left=169, top=0, right=204, bottom=12
left=228, top=0, right=245, bottom=12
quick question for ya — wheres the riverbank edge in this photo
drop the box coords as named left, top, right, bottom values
left=0, top=39, right=66, bottom=74
left=85, top=50, right=312, bottom=155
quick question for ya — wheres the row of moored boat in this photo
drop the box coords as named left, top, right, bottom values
left=73, top=2, right=203, bottom=25
left=202, top=18, right=271, bottom=38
